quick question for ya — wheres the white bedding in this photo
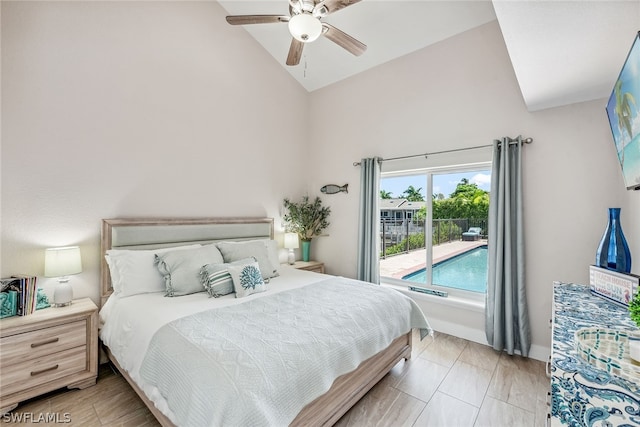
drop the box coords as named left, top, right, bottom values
left=99, top=267, right=432, bottom=425
left=100, top=267, right=327, bottom=372
left=99, top=267, right=330, bottom=422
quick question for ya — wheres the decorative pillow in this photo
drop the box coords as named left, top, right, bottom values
left=199, top=257, right=255, bottom=298
left=155, top=244, right=225, bottom=297
left=217, top=240, right=279, bottom=279
left=105, top=244, right=201, bottom=297
left=228, top=261, right=267, bottom=298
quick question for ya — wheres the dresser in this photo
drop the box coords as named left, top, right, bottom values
left=550, top=283, right=639, bottom=426
left=0, top=298, right=98, bottom=414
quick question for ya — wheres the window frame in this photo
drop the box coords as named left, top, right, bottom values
left=379, top=161, right=491, bottom=303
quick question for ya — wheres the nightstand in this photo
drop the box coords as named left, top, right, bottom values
left=0, top=298, right=98, bottom=414
left=292, top=260, right=325, bottom=274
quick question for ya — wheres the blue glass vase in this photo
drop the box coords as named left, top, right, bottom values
left=595, top=208, right=631, bottom=273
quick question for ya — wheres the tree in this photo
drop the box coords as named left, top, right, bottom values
left=432, top=179, right=489, bottom=220
left=450, top=178, right=476, bottom=199
left=402, top=185, right=424, bottom=202
left=380, top=190, right=393, bottom=199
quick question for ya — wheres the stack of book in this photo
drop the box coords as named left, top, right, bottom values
left=0, top=275, right=38, bottom=317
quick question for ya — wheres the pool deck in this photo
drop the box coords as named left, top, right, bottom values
left=380, top=239, right=487, bottom=279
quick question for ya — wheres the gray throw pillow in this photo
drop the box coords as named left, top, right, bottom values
left=217, top=240, right=279, bottom=279
left=155, top=244, right=224, bottom=297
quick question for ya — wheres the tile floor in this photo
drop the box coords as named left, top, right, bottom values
left=336, top=330, right=549, bottom=427
left=2, top=331, right=549, bottom=426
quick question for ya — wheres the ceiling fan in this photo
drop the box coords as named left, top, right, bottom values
left=225, top=0, right=367, bottom=66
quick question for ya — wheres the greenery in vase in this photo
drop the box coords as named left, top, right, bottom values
left=630, top=293, right=640, bottom=328
left=283, top=196, right=330, bottom=241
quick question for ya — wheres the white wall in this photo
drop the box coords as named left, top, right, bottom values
left=1, top=1, right=309, bottom=303
left=307, top=21, right=636, bottom=360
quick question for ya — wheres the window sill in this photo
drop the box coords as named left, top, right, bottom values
left=382, top=282, right=486, bottom=313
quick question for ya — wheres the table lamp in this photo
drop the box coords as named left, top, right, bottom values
left=45, top=246, right=82, bottom=307
left=284, top=233, right=299, bottom=265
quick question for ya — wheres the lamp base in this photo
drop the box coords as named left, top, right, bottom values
left=53, top=282, right=73, bottom=307
left=288, top=249, right=295, bottom=265
left=53, top=301, right=72, bottom=308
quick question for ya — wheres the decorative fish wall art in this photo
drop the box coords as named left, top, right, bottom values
left=321, top=184, right=348, bottom=194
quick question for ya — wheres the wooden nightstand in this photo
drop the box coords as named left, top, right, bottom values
left=0, top=298, right=98, bottom=414
left=292, top=260, right=325, bottom=274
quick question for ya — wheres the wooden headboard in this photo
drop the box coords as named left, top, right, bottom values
left=100, top=217, right=274, bottom=307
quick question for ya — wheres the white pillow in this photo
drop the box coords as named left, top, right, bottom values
left=217, top=240, right=279, bottom=279
left=228, top=260, right=267, bottom=298
left=105, top=244, right=201, bottom=297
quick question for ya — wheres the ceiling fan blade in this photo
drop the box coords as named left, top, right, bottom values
left=288, top=0, right=302, bottom=14
left=322, top=0, right=362, bottom=15
left=322, top=23, right=366, bottom=56
left=286, top=38, right=304, bottom=66
left=225, top=15, right=289, bottom=25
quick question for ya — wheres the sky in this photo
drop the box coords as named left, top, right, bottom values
left=381, top=170, right=491, bottom=199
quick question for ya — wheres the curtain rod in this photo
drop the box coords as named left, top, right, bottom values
left=352, top=137, right=533, bottom=167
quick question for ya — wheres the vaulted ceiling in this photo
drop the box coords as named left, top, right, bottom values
left=217, top=0, right=640, bottom=111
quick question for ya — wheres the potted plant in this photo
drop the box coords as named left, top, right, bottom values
left=629, top=293, right=640, bottom=362
left=283, top=196, right=330, bottom=262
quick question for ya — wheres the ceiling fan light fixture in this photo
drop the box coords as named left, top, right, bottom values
left=288, top=13, right=322, bottom=43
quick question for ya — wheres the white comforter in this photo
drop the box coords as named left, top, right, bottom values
left=100, top=268, right=431, bottom=426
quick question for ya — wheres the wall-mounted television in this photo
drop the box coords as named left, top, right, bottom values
left=606, top=31, right=640, bottom=191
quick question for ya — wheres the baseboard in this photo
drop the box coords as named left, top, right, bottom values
left=428, top=318, right=550, bottom=363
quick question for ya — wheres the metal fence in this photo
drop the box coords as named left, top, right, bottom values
left=380, top=218, right=488, bottom=259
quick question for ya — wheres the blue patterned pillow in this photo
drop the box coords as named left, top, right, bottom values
left=199, top=257, right=255, bottom=298
left=228, top=261, right=267, bottom=298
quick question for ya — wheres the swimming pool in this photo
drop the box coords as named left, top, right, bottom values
left=402, top=245, right=488, bottom=293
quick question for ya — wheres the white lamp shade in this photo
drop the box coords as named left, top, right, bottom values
left=284, top=233, right=299, bottom=249
left=45, top=246, right=82, bottom=278
left=288, top=13, right=322, bottom=43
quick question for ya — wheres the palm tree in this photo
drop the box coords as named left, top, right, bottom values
left=402, top=185, right=424, bottom=201
left=614, top=79, right=637, bottom=144
left=380, top=190, right=393, bottom=199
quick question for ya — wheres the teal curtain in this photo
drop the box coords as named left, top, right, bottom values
left=357, top=157, right=381, bottom=284
left=485, top=137, right=530, bottom=356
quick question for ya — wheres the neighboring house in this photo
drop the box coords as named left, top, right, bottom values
left=380, top=199, right=426, bottom=222
left=380, top=198, right=426, bottom=247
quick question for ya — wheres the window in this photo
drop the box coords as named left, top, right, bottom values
left=380, top=164, right=491, bottom=300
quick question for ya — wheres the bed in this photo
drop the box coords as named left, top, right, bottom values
left=99, top=217, right=432, bottom=426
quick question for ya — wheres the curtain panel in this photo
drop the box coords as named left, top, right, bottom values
left=357, top=157, right=382, bottom=284
left=485, top=137, right=531, bottom=356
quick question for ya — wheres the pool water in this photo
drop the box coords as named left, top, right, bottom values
left=402, top=245, right=488, bottom=293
